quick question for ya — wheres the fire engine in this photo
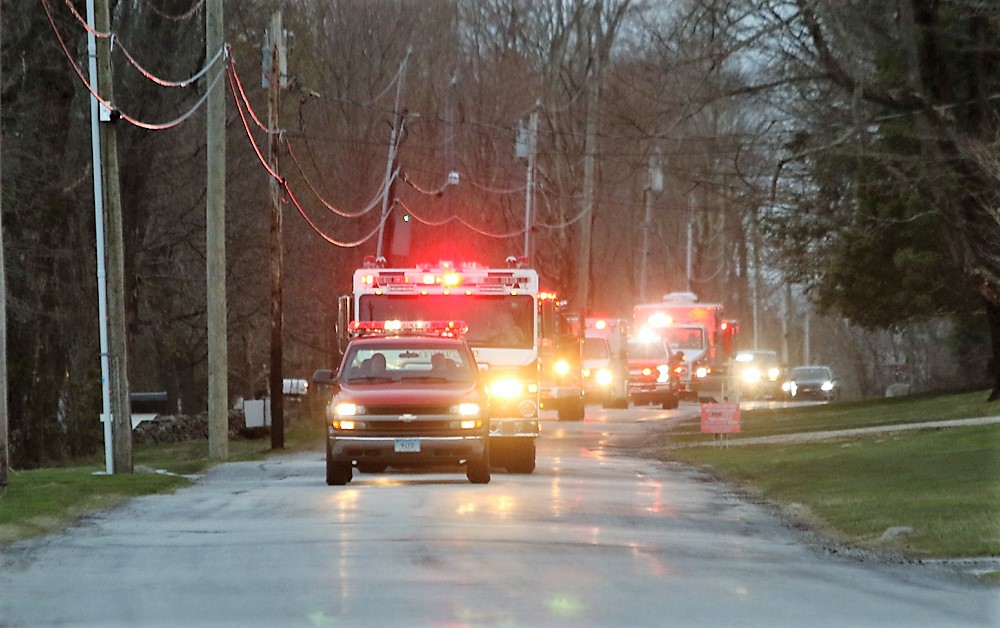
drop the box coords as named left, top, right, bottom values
left=339, top=257, right=575, bottom=473
left=632, top=291, right=738, bottom=400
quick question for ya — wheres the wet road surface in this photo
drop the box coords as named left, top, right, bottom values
left=1, top=405, right=996, bottom=627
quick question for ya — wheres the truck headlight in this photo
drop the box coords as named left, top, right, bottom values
left=554, top=360, right=571, bottom=376
left=333, top=402, right=364, bottom=416
left=451, top=402, right=481, bottom=416
left=489, top=379, right=523, bottom=399
left=742, top=367, right=761, bottom=383
left=596, top=368, right=613, bottom=386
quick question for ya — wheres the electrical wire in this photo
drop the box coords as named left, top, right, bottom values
left=397, top=200, right=526, bottom=239
left=399, top=170, right=451, bottom=196
left=228, top=59, right=383, bottom=248
left=284, top=137, right=392, bottom=219
left=282, top=184, right=383, bottom=248
left=60, top=0, right=222, bottom=89
left=42, top=0, right=227, bottom=130
left=227, top=55, right=279, bottom=133
left=141, top=0, right=205, bottom=22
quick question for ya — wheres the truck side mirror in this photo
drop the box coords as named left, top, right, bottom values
left=312, top=369, right=336, bottom=386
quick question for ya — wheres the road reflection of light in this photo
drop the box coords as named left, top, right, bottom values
left=546, top=595, right=585, bottom=619
left=455, top=502, right=477, bottom=516
left=454, top=494, right=516, bottom=519
left=550, top=477, right=562, bottom=517
left=579, top=448, right=604, bottom=460
left=330, top=488, right=360, bottom=523
left=338, top=528, right=353, bottom=610
left=630, top=542, right=675, bottom=578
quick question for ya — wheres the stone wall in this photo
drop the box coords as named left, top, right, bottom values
left=132, top=410, right=248, bottom=445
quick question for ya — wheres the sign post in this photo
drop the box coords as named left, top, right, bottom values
left=700, top=402, right=740, bottom=446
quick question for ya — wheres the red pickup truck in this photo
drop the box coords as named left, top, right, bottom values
left=317, top=322, right=490, bottom=485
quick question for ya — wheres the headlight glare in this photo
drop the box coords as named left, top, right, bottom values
left=452, top=402, right=481, bottom=416
left=489, top=379, right=523, bottom=398
left=334, top=402, right=360, bottom=416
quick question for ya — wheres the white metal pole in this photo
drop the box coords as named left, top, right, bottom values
left=86, top=0, right=113, bottom=474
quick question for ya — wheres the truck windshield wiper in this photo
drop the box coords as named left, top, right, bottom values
left=346, top=375, right=395, bottom=383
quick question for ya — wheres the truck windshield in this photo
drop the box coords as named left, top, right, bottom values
left=583, top=338, right=610, bottom=360
left=628, top=341, right=668, bottom=360
left=342, top=343, right=476, bottom=384
left=357, top=294, right=534, bottom=349
left=661, top=327, right=704, bottom=350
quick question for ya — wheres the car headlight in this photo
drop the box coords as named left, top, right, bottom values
left=695, top=366, right=710, bottom=378
left=596, top=368, right=613, bottom=386
left=781, top=381, right=792, bottom=392
left=333, top=402, right=364, bottom=416
left=489, top=379, right=524, bottom=398
left=821, top=381, right=834, bottom=391
left=450, top=402, right=481, bottom=416
left=767, top=367, right=780, bottom=381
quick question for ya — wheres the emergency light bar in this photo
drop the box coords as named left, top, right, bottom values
left=348, top=320, right=469, bottom=337
left=354, top=267, right=536, bottom=292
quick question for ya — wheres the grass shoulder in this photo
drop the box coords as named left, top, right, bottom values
left=659, top=390, right=1000, bottom=572
left=0, top=422, right=324, bottom=548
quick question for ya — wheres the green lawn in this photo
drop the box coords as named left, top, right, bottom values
left=0, top=422, right=324, bottom=546
left=666, top=390, right=1000, bottom=559
left=666, top=388, right=997, bottom=445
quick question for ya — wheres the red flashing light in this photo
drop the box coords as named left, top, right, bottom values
left=348, top=320, right=469, bottom=337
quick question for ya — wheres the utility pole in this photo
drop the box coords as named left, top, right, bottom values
left=521, top=101, right=539, bottom=265
left=577, top=54, right=600, bottom=311
left=96, top=0, right=132, bottom=473
left=376, top=49, right=410, bottom=260
left=638, top=149, right=662, bottom=303
left=0, top=0, right=8, bottom=489
left=267, top=10, right=287, bottom=449
left=86, top=0, right=113, bottom=474
left=686, top=193, right=694, bottom=293
left=206, top=0, right=228, bottom=460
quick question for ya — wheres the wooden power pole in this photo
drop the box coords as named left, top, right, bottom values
left=267, top=10, right=286, bottom=449
left=206, top=0, right=228, bottom=460
left=0, top=0, right=8, bottom=488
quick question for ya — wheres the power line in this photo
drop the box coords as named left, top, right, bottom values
left=59, top=0, right=223, bottom=89
left=42, top=0, right=226, bottom=130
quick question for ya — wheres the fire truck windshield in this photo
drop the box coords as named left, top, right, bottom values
left=357, top=294, right=534, bottom=349
left=661, top=327, right=705, bottom=350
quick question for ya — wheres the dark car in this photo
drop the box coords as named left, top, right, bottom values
left=784, top=365, right=838, bottom=401
left=320, top=326, right=490, bottom=485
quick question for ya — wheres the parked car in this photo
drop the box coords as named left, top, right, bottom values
left=783, top=365, right=838, bottom=401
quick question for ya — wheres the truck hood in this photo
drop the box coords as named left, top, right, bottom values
left=338, top=383, right=480, bottom=408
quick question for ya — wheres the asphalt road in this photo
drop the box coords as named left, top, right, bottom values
left=1, top=404, right=997, bottom=627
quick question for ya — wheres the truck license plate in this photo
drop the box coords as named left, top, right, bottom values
left=394, top=439, right=420, bottom=453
